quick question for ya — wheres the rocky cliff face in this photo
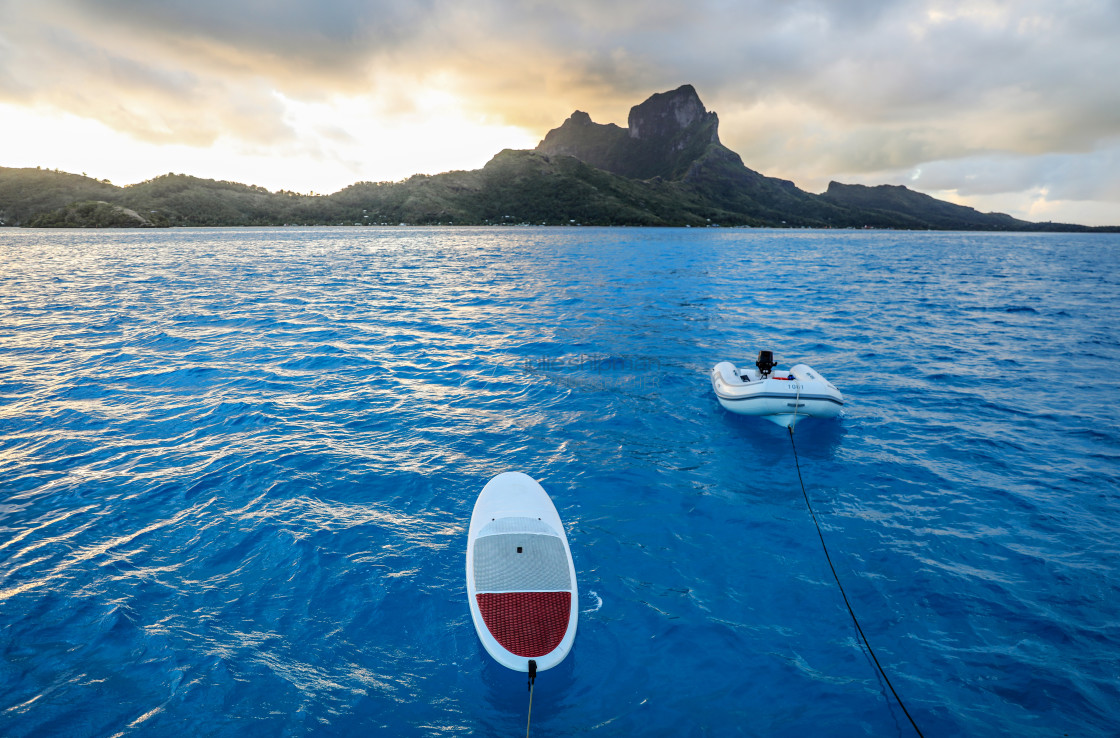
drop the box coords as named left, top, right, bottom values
left=626, top=84, right=719, bottom=146
left=536, top=84, right=724, bottom=180
left=535, top=111, right=630, bottom=169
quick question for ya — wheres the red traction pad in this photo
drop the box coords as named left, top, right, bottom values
left=476, top=591, right=572, bottom=657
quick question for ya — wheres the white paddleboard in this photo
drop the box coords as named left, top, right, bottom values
left=466, top=472, right=578, bottom=672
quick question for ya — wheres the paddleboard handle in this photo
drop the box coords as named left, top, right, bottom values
left=527, top=660, right=537, bottom=691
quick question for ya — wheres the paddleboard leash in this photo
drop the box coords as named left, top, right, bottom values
left=526, top=659, right=537, bottom=738
left=788, top=425, right=925, bottom=738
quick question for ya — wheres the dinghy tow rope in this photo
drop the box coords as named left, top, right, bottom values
left=787, top=425, right=925, bottom=738
left=525, top=659, right=537, bottom=738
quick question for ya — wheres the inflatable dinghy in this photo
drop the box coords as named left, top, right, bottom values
left=711, top=350, right=843, bottom=428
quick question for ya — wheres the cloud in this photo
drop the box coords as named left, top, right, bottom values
left=900, top=146, right=1120, bottom=203
left=1, top=0, right=1118, bottom=222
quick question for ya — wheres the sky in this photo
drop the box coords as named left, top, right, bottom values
left=2, top=0, right=1118, bottom=226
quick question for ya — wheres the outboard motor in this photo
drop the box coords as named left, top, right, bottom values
left=756, top=350, right=777, bottom=378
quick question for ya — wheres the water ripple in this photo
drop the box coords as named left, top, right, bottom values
left=2, top=227, right=1119, bottom=736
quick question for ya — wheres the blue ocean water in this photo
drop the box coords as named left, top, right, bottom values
left=1, top=226, right=1118, bottom=737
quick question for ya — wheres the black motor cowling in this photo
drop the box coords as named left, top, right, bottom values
left=755, top=350, right=777, bottom=377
